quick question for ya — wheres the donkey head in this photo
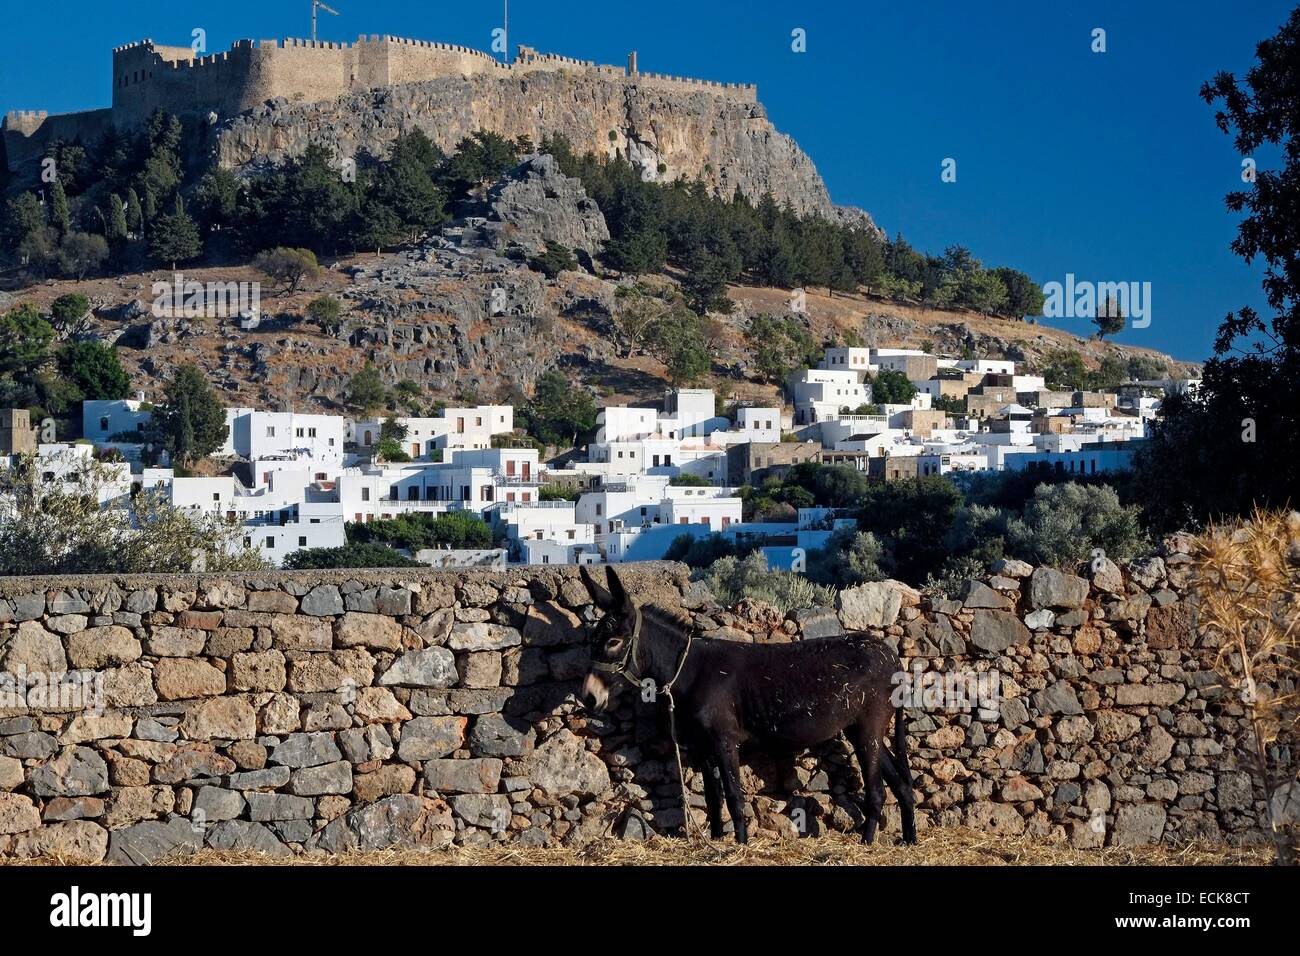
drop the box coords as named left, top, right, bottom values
left=579, top=565, right=638, bottom=712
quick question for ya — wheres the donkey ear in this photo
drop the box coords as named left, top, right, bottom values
left=605, top=565, right=634, bottom=613
left=580, top=565, right=615, bottom=611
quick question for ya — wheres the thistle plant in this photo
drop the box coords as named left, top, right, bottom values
left=1192, top=509, right=1300, bottom=864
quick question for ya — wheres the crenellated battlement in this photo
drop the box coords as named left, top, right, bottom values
left=6, top=32, right=756, bottom=179
left=4, top=110, right=49, bottom=125
left=101, top=33, right=758, bottom=121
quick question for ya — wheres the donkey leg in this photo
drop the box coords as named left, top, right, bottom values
left=699, top=754, right=727, bottom=839
left=710, top=737, right=749, bottom=845
left=848, top=721, right=886, bottom=844
left=875, top=746, right=917, bottom=845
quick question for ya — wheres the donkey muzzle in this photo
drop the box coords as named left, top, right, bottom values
left=582, top=672, right=611, bottom=712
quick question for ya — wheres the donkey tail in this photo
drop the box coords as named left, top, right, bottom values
left=893, top=700, right=914, bottom=794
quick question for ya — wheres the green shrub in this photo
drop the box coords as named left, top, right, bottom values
left=1005, top=482, right=1145, bottom=567
left=348, top=510, right=493, bottom=551
left=665, top=533, right=749, bottom=569
left=283, top=543, right=424, bottom=569
left=806, top=528, right=886, bottom=589
left=529, top=240, right=578, bottom=278
left=539, top=484, right=581, bottom=501
left=375, top=437, right=411, bottom=462
left=698, top=552, right=835, bottom=613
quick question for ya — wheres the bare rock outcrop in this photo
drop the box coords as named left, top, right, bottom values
left=478, top=154, right=610, bottom=263
left=216, top=70, right=874, bottom=228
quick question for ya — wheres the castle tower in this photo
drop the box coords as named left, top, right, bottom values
left=627, top=51, right=638, bottom=75
left=0, top=409, right=36, bottom=455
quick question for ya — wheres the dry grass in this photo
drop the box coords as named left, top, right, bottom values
left=7, top=828, right=1271, bottom=867
left=1193, top=509, right=1300, bottom=864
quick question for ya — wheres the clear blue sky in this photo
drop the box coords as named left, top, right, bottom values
left=2, top=0, right=1290, bottom=362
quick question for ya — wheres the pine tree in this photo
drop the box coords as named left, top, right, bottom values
left=106, top=194, right=128, bottom=244
left=153, top=364, right=228, bottom=466
left=125, top=188, right=143, bottom=237
left=1094, top=296, right=1126, bottom=339
left=49, top=179, right=71, bottom=239
left=149, top=196, right=202, bottom=269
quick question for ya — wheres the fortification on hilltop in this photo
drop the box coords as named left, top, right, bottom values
left=3, top=35, right=757, bottom=172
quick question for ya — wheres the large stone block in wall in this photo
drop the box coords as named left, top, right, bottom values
left=11, top=820, right=108, bottom=864
left=145, top=626, right=207, bottom=657
left=2, top=621, right=68, bottom=675
left=1028, top=567, right=1090, bottom=610
left=354, top=765, right=417, bottom=803
left=248, top=591, right=299, bottom=613
left=968, top=609, right=1030, bottom=654
left=154, top=658, right=226, bottom=699
left=397, top=716, right=467, bottom=761
left=448, top=622, right=522, bottom=652
left=526, top=728, right=610, bottom=797
left=106, top=818, right=201, bottom=865
left=178, top=697, right=257, bottom=740
left=965, top=801, right=1025, bottom=836
left=1111, top=804, right=1167, bottom=846
left=422, top=758, right=502, bottom=794
left=301, top=585, right=344, bottom=616
left=335, top=612, right=403, bottom=650
left=153, top=748, right=236, bottom=784
left=103, top=664, right=158, bottom=707
left=0, top=792, right=41, bottom=834
left=269, top=615, right=333, bottom=651
left=836, top=581, right=918, bottom=630
left=230, top=650, right=287, bottom=692
left=378, top=647, right=457, bottom=688
left=27, top=746, right=109, bottom=797
left=66, top=626, right=141, bottom=668
left=308, top=794, right=454, bottom=853
left=269, top=731, right=341, bottom=768
left=522, top=602, right=585, bottom=647
left=450, top=793, right=511, bottom=832
left=289, top=760, right=353, bottom=796
left=286, top=649, right=375, bottom=692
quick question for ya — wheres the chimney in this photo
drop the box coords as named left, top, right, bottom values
left=627, top=51, right=638, bottom=75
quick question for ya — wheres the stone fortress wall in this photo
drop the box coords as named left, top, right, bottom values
left=3, top=34, right=757, bottom=173
left=0, top=543, right=1287, bottom=863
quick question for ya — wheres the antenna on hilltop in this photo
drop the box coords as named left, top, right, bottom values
left=503, top=0, right=509, bottom=64
left=312, top=0, right=340, bottom=42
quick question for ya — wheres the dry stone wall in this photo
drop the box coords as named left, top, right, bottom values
left=0, top=544, right=1279, bottom=864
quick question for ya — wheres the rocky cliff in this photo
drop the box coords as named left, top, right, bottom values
left=215, top=70, right=874, bottom=228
